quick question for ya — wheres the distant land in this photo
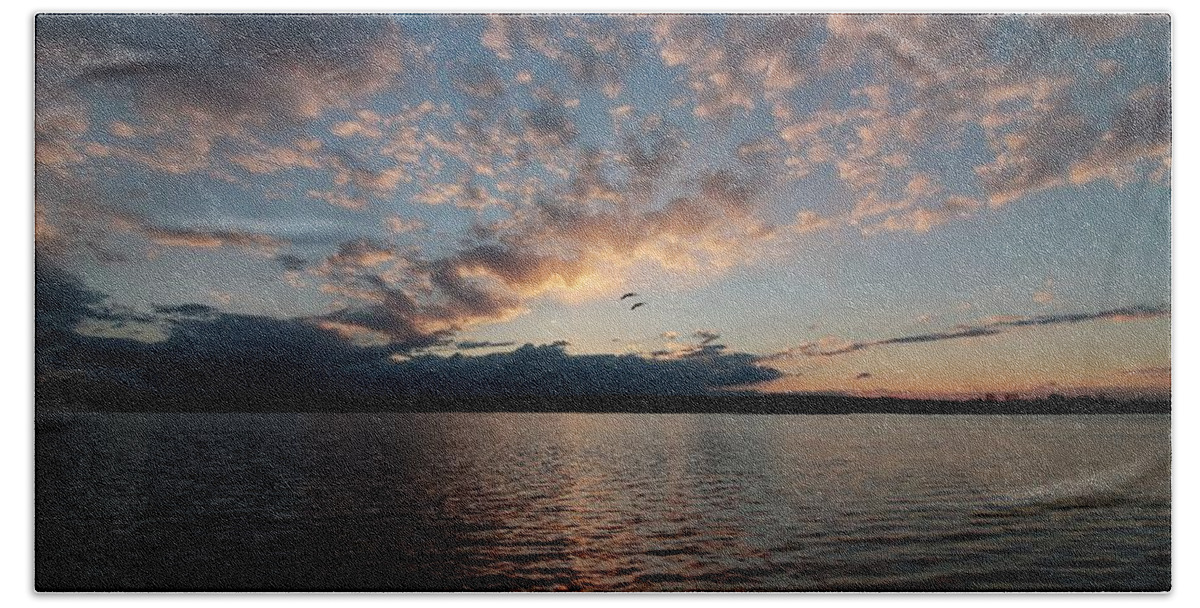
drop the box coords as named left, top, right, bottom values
left=36, top=375, right=1169, bottom=415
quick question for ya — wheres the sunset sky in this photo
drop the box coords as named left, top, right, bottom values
left=35, top=14, right=1170, bottom=399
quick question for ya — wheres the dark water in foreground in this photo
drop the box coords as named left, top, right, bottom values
left=36, top=412, right=1169, bottom=591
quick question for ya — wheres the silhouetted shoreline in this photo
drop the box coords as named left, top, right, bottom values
left=36, top=381, right=1170, bottom=415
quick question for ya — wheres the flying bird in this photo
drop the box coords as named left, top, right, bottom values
left=631, top=302, right=646, bottom=310
left=620, top=292, right=638, bottom=300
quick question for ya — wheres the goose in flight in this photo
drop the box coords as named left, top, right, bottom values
left=620, top=292, right=638, bottom=300
left=630, top=302, right=646, bottom=310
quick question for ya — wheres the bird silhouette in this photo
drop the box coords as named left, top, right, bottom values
left=630, top=302, right=646, bottom=310
left=620, top=292, right=638, bottom=300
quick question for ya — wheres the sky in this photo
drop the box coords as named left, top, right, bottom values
left=34, top=13, right=1171, bottom=400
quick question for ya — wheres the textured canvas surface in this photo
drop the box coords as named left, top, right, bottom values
left=34, top=13, right=1170, bottom=592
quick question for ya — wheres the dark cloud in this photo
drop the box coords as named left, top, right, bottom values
left=623, top=126, right=686, bottom=185
left=315, top=278, right=458, bottom=350
left=37, top=265, right=782, bottom=406
left=878, top=326, right=1003, bottom=347
left=679, top=344, right=729, bottom=359
left=274, top=254, right=309, bottom=272
left=454, top=64, right=506, bottom=99
left=35, top=261, right=105, bottom=336
left=455, top=340, right=517, bottom=350
left=523, top=101, right=578, bottom=149
left=854, top=372, right=872, bottom=380
left=998, top=305, right=1169, bottom=327
left=820, top=14, right=1080, bottom=122
left=375, top=343, right=778, bottom=397
left=1065, top=83, right=1172, bottom=187
left=305, top=240, right=541, bottom=348
left=153, top=303, right=218, bottom=318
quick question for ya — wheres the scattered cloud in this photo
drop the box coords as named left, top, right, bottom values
left=33, top=15, right=1171, bottom=394
left=652, top=15, right=818, bottom=119
left=385, top=216, right=426, bottom=234
left=793, top=210, right=832, bottom=234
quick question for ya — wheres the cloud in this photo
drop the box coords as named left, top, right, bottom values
left=323, top=239, right=396, bottom=271
left=35, top=187, right=289, bottom=262
left=37, top=265, right=782, bottom=403
left=228, top=144, right=323, bottom=174
left=522, top=100, right=579, bottom=149
left=1067, top=83, right=1171, bottom=188
left=143, top=227, right=285, bottom=254
left=38, top=15, right=408, bottom=128
left=35, top=262, right=106, bottom=337
left=313, top=263, right=523, bottom=348
left=808, top=14, right=1170, bottom=209
left=412, top=180, right=506, bottom=210
left=34, top=97, right=91, bottom=170
left=366, top=343, right=782, bottom=396
left=273, top=254, right=309, bottom=272
left=854, top=372, right=872, bottom=380
left=35, top=15, right=423, bottom=212
left=649, top=329, right=732, bottom=360
left=478, top=16, right=635, bottom=98
left=300, top=161, right=780, bottom=349
left=306, top=190, right=368, bottom=210
left=858, top=196, right=983, bottom=236
left=385, top=216, right=426, bottom=234
left=455, top=340, right=517, bottom=350
left=792, top=210, right=832, bottom=234
left=974, top=97, right=1102, bottom=205
left=768, top=304, right=1170, bottom=359
left=453, top=64, right=506, bottom=100
left=1052, top=14, right=1154, bottom=44
left=33, top=15, right=1171, bottom=369
left=652, top=15, right=818, bottom=119
left=480, top=16, right=516, bottom=60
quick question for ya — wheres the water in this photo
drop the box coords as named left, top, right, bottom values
left=35, top=412, right=1170, bottom=591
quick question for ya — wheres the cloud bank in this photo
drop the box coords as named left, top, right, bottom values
left=37, top=264, right=782, bottom=404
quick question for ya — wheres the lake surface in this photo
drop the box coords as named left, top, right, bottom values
left=35, top=412, right=1170, bottom=591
